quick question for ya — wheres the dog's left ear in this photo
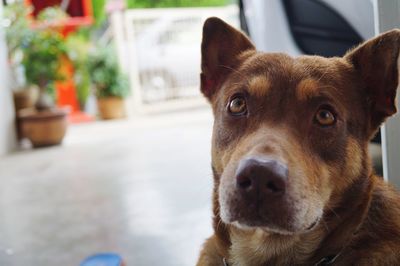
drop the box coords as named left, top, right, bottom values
left=345, top=29, right=400, bottom=135
left=201, top=17, right=255, bottom=100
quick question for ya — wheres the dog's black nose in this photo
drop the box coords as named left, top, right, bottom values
left=236, top=157, right=288, bottom=196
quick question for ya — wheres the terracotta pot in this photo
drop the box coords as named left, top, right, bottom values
left=97, top=97, right=126, bottom=120
left=13, top=87, right=38, bottom=112
left=13, top=87, right=39, bottom=139
left=18, top=108, right=68, bottom=148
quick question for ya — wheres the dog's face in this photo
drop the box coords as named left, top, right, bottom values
left=201, top=18, right=400, bottom=234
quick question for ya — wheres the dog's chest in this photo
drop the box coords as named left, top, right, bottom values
left=229, top=229, right=291, bottom=265
left=228, top=229, right=322, bottom=266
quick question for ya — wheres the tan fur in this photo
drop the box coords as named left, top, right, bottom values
left=295, top=78, right=321, bottom=101
left=248, top=75, right=271, bottom=97
left=343, top=137, right=363, bottom=181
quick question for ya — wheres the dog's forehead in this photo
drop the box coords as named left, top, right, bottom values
left=228, top=53, right=351, bottom=99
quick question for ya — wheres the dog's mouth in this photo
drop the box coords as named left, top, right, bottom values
left=219, top=195, right=324, bottom=235
left=231, top=221, right=295, bottom=235
left=220, top=193, right=323, bottom=235
left=305, top=217, right=320, bottom=231
left=231, top=218, right=321, bottom=235
left=227, top=213, right=322, bottom=235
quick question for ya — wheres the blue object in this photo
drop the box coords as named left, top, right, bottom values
left=80, top=253, right=124, bottom=266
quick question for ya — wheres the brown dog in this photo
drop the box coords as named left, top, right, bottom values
left=197, top=17, right=400, bottom=266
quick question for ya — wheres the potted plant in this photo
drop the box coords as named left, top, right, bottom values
left=17, top=29, right=70, bottom=148
left=11, top=6, right=72, bottom=148
left=87, top=45, right=130, bottom=119
left=4, top=3, right=38, bottom=114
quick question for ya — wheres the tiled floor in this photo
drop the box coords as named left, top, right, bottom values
left=0, top=108, right=214, bottom=266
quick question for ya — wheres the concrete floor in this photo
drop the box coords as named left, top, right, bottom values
left=0, top=108, right=214, bottom=266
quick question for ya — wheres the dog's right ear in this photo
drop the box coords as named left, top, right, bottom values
left=345, top=29, right=400, bottom=137
left=201, top=17, right=255, bottom=100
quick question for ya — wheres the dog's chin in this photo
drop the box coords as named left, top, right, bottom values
left=227, top=217, right=321, bottom=236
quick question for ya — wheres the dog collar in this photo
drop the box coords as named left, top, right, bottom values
left=314, top=253, right=341, bottom=265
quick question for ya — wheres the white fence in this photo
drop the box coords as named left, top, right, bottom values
left=115, top=5, right=239, bottom=112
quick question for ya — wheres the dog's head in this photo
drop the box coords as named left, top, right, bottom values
left=201, top=17, right=400, bottom=234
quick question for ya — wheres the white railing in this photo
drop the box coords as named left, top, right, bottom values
left=117, top=5, right=239, bottom=113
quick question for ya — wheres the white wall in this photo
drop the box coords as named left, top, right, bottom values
left=243, top=0, right=302, bottom=55
left=0, top=2, right=17, bottom=156
left=374, top=0, right=400, bottom=188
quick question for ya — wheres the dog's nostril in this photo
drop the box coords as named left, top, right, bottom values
left=266, top=181, right=281, bottom=193
left=237, top=176, right=252, bottom=189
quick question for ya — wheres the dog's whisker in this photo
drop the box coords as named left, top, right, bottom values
left=321, top=219, right=330, bottom=232
left=326, top=206, right=341, bottom=219
left=218, top=64, right=251, bottom=84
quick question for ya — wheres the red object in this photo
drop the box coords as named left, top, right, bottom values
left=25, top=0, right=93, bottom=36
left=24, top=0, right=95, bottom=123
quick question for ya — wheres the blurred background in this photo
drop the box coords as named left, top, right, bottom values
left=0, top=0, right=399, bottom=265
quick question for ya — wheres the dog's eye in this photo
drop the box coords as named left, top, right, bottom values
left=315, top=109, right=336, bottom=126
left=228, top=96, right=247, bottom=115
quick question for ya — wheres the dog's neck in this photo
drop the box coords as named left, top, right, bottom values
left=212, top=170, right=375, bottom=265
left=307, top=174, right=375, bottom=264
